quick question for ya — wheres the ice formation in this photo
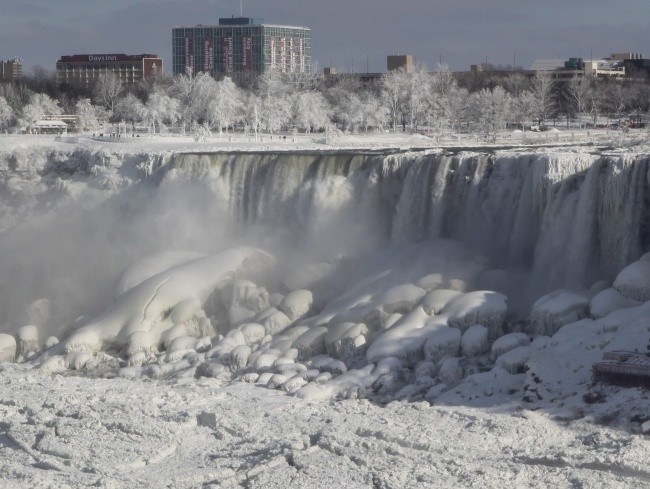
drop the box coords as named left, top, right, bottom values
left=0, top=142, right=647, bottom=435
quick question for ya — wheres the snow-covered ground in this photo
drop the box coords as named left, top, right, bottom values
left=0, top=135, right=649, bottom=488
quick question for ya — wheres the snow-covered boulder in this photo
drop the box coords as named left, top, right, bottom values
left=496, top=346, right=532, bottom=374
left=0, top=334, right=17, bottom=362
left=238, top=323, right=266, bottom=344
left=16, top=325, right=40, bottom=357
left=460, top=325, right=489, bottom=357
left=223, top=280, right=270, bottom=325
left=529, top=290, right=589, bottom=336
left=613, top=252, right=650, bottom=302
left=326, top=322, right=368, bottom=359
left=438, top=357, right=463, bottom=384
left=589, top=288, right=641, bottom=319
left=44, top=336, right=59, bottom=349
left=279, top=290, right=313, bottom=322
left=421, top=289, right=462, bottom=315
left=379, top=284, right=427, bottom=314
left=491, top=332, right=530, bottom=361
left=423, top=327, right=461, bottom=363
left=262, top=309, right=292, bottom=336
left=293, top=327, right=328, bottom=360
left=126, top=331, right=157, bottom=357
left=440, top=291, right=507, bottom=338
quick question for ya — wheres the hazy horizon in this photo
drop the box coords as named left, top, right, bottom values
left=1, top=0, right=649, bottom=75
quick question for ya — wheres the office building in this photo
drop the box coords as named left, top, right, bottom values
left=172, top=17, right=311, bottom=77
left=387, top=55, right=414, bottom=73
left=0, top=58, right=23, bottom=81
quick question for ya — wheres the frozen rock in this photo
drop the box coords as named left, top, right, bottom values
left=589, top=288, right=641, bottom=319
left=230, top=345, right=252, bottom=370
left=641, top=421, right=650, bottom=434
left=126, top=331, right=157, bottom=357
left=161, top=324, right=187, bottom=348
left=279, top=325, right=311, bottom=342
left=223, top=280, right=270, bottom=325
left=311, top=355, right=347, bottom=375
left=366, top=307, right=435, bottom=365
left=279, top=290, right=313, bottom=322
left=253, top=352, right=279, bottom=372
left=614, top=252, right=650, bottom=302
left=16, top=325, right=40, bottom=357
left=64, top=351, right=92, bottom=370
left=460, top=325, right=489, bottom=357
left=421, top=289, right=463, bottom=315
left=530, top=290, right=589, bottom=336
left=0, top=333, right=17, bottom=362
left=238, top=323, right=266, bottom=344
left=168, top=335, right=198, bottom=352
left=423, top=327, right=461, bottom=363
left=282, top=375, right=308, bottom=393
left=415, top=361, right=440, bottom=380
left=491, top=332, right=530, bottom=361
left=113, top=251, right=205, bottom=298
left=257, top=372, right=274, bottom=384
left=326, top=322, right=369, bottom=358
left=425, top=383, right=447, bottom=401
left=441, top=291, right=507, bottom=338
left=438, top=357, right=463, bottom=384
left=496, top=346, right=532, bottom=374
left=293, top=327, right=328, bottom=360
left=44, top=336, right=59, bottom=349
left=267, top=374, right=288, bottom=389
left=262, top=309, right=292, bottom=335
left=380, top=284, right=427, bottom=314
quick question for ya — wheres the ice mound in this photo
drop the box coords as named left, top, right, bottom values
left=279, top=290, right=313, bottom=321
left=589, top=287, right=641, bottom=319
left=439, top=291, right=507, bottom=338
left=0, top=333, right=17, bottom=363
left=529, top=290, right=589, bottom=336
left=613, top=252, right=650, bottom=302
left=55, top=247, right=275, bottom=355
left=460, top=325, right=489, bottom=357
left=421, top=289, right=462, bottom=315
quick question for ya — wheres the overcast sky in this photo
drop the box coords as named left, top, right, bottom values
left=1, top=0, right=649, bottom=74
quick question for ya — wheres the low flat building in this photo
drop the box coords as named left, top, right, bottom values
left=56, top=54, right=163, bottom=86
left=0, top=58, right=23, bottom=81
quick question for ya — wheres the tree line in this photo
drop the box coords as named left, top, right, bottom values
left=1, top=65, right=649, bottom=136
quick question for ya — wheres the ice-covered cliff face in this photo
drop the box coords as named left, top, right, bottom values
left=166, top=150, right=650, bottom=298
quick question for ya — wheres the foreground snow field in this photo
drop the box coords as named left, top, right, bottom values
left=0, top=363, right=648, bottom=489
left=0, top=136, right=649, bottom=488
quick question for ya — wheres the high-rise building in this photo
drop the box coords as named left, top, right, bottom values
left=387, top=55, right=414, bottom=73
left=172, top=17, right=311, bottom=78
left=0, top=58, right=23, bottom=81
left=56, top=54, right=163, bottom=86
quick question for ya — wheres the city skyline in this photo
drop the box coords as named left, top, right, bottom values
left=1, top=0, right=650, bottom=74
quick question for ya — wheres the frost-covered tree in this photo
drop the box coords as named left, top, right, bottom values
left=292, top=91, right=329, bottom=133
left=95, top=74, right=123, bottom=113
left=142, top=89, right=179, bottom=133
left=566, top=77, right=592, bottom=129
left=243, top=92, right=263, bottom=141
left=256, top=71, right=292, bottom=134
left=405, top=65, right=432, bottom=132
left=471, top=86, right=512, bottom=135
left=206, top=77, right=242, bottom=136
left=513, top=90, right=536, bottom=131
left=0, top=97, right=13, bottom=130
left=170, top=72, right=217, bottom=133
left=21, top=93, right=61, bottom=127
left=381, top=68, right=408, bottom=132
left=75, top=98, right=103, bottom=131
left=530, top=76, right=555, bottom=125
left=114, top=93, right=145, bottom=131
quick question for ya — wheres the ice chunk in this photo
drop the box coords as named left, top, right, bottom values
left=589, top=288, right=641, bottom=319
left=16, top=325, right=40, bottom=357
left=491, top=332, right=530, bottom=361
left=44, top=336, right=59, bottom=349
left=238, top=323, right=266, bottom=344
left=441, top=291, right=507, bottom=338
left=460, top=324, right=489, bottom=357
left=421, top=289, right=462, bottom=315
left=379, top=284, right=427, bottom=314
left=613, top=252, right=650, bottom=302
left=529, top=290, right=589, bottom=336
left=262, top=309, right=292, bottom=335
left=279, top=290, right=313, bottom=322
left=326, top=322, right=368, bottom=359
left=423, top=327, right=461, bottom=363
left=496, top=346, right=532, bottom=374
left=0, top=333, right=17, bottom=362
left=293, top=326, right=328, bottom=360
left=438, top=357, right=462, bottom=384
